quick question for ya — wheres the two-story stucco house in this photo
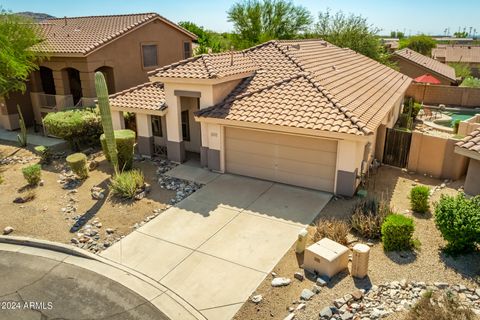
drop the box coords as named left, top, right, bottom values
left=0, top=13, right=196, bottom=131
left=107, top=39, right=412, bottom=197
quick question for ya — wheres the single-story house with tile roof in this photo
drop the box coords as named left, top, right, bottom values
left=109, top=39, right=412, bottom=196
left=0, top=13, right=196, bottom=131
left=455, top=129, right=480, bottom=195
left=432, top=45, right=480, bottom=77
left=392, top=48, right=457, bottom=85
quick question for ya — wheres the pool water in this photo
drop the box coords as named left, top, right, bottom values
left=440, top=110, right=478, bottom=127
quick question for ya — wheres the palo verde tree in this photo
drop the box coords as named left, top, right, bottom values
left=399, top=34, right=437, bottom=55
left=227, top=0, right=313, bottom=49
left=0, top=8, right=43, bottom=96
left=178, top=21, right=231, bottom=54
left=315, top=10, right=394, bottom=67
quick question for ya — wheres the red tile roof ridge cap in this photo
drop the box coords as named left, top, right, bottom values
left=147, top=55, right=203, bottom=76
left=109, top=81, right=163, bottom=99
left=45, top=12, right=157, bottom=21
left=201, top=55, right=218, bottom=78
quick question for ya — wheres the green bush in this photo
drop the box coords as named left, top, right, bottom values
left=43, top=109, right=103, bottom=150
left=110, top=169, right=144, bottom=199
left=410, top=185, right=430, bottom=213
left=381, top=214, right=414, bottom=251
left=403, top=98, right=422, bottom=120
left=66, top=153, right=89, bottom=179
left=22, top=164, right=41, bottom=186
left=434, top=194, right=480, bottom=254
left=34, top=145, right=51, bottom=165
left=101, top=129, right=136, bottom=171
left=351, top=197, right=393, bottom=239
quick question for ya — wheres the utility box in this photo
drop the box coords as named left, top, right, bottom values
left=295, top=228, right=309, bottom=254
left=351, top=243, right=370, bottom=279
left=303, top=238, right=349, bottom=279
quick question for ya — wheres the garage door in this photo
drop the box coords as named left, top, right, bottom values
left=225, top=127, right=337, bottom=192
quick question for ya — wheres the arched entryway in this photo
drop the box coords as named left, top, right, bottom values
left=95, top=66, right=115, bottom=94
left=65, top=68, right=83, bottom=105
left=39, top=66, right=56, bottom=95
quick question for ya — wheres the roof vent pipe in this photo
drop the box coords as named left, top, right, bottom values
left=64, top=16, right=67, bottom=27
left=230, top=46, right=234, bottom=66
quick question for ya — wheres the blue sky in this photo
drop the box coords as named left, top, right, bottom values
left=1, top=0, right=479, bottom=36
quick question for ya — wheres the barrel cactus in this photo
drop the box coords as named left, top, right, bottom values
left=66, top=153, right=89, bottom=179
left=95, top=72, right=119, bottom=175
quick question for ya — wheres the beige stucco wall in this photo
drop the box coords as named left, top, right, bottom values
left=408, top=131, right=468, bottom=179
left=89, top=19, right=193, bottom=93
left=458, top=115, right=480, bottom=136
left=464, top=159, right=480, bottom=196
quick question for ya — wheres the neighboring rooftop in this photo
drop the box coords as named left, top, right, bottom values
left=149, top=51, right=258, bottom=79
left=31, top=13, right=197, bottom=56
left=393, top=48, right=457, bottom=82
left=456, top=129, right=480, bottom=155
left=432, top=46, right=480, bottom=63
left=109, top=82, right=166, bottom=112
left=196, top=39, right=412, bottom=135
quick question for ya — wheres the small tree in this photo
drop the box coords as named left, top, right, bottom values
left=449, top=62, right=471, bottom=79
left=0, top=8, right=44, bottom=96
left=227, top=0, right=313, bottom=49
left=399, top=35, right=436, bottom=55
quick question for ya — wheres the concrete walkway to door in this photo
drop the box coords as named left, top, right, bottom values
left=101, top=164, right=331, bottom=320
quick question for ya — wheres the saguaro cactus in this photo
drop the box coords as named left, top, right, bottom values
left=95, top=72, right=119, bottom=175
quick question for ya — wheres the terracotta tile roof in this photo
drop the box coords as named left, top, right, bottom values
left=196, top=73, right=369, bottom=135
left=148, top=51, right=258, bottom=79
left=456, top=129, right=480, bottom=154
left=432, top=46, right=480, bottom=63
left=393, top=48, right=456, bottom=81
left=196, top=40, right=412, bottom=135
left=109, top=82, right=166, bottom=111
left=32, top=13, right=196, bottom=55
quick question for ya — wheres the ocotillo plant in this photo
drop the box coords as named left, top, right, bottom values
left=95, top=72, right=119, bottom=175
left=17, top=105, right=27, bottom=147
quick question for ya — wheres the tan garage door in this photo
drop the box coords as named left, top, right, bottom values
left=225, top=127, right=337, bottom=192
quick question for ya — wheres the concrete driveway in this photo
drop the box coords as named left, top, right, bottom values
left=101, top=166, right=331, bottom=320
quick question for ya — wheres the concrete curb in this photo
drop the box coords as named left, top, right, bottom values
left=0, top=236, right=94, bottom=259
left=0, top=236, right=207, bottom=320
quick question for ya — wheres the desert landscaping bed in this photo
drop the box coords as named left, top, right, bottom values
left=234, top=166, right=480, bottom=320
left=0, top=144, right=201, bottom=253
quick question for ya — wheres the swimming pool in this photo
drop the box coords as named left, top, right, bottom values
left=438, top=110, right=479, bottom=128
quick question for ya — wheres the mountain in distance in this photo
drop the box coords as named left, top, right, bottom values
left=16, top=12, right=56, bottom=22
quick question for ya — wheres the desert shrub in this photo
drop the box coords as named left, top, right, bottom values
left=314, top=218, right=350, bottom=245
left=434, top=194, right=480, bottom=254
left=410, top=185, right=430, bottom=213
left=350, top=198, right=393, bottom=239
left=22, top=164, right=41, bottom=186
left=66, top=153, right=89, bottom=179
left=405, top=290, right=476, bottom=320
left=381, top=214, right=414, bottom=251
left=43, top=109, right=102, bottom=150
left=101, top=129, right=136, bottom=171
left=34, top=145, right=51, bottom=164
left=110, top=169, right=144, bottom=199
left=397, top=113, right=413, bottom=130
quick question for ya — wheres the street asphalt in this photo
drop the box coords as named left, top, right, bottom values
left=0, top=250, right=168, bottom=320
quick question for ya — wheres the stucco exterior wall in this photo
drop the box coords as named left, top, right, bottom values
left=464, top=159, right=480, bottom=196
left=408, top=131, right=468, bottom=180
left=406, top=83, right=480, bottom=107
left=89, top=19, right=193, bottom=92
